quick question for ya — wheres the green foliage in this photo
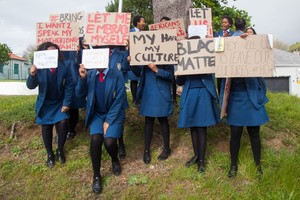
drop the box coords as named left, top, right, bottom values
left=128, top=174, right=149, bottom=185
left=105, top=0, right=252, bottom=32
left=193, top=0, right=252, bottom=32
left=106, top=0, right=154, bottom=26
left=0, top=43, right=12, bottom=65
left=289, top=42, right=300, bottom=52
left=0, top=95, right=36, bottom=125
left=0, top=92, right=300, bottom=199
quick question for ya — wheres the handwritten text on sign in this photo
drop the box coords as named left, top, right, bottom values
left=148, top=18, right=186, bottom=40
left=175, top=38, right=215, bottom=75
left=129, top=29, right=178, bottom=65
left=36, top=22, right=80, bottom=51
left=33, top=49, right=58, bottom=69
left=85, top=12, right=131, bottom=46
left=189, top=8, right=213, bottom=38
left=82, top=49, right=109, bottom=69
left=215, top=35, right=274, bottom=77
left=49, top=11, right=85, bottom=36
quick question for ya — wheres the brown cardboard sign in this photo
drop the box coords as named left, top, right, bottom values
left=148, top=18, right=187, bottom=40
left=85, top=12, right=131, bottom=46
left=215, top=35, right=274, bottom=77
left=189, top=8, right=213, bottom=38
left=129, top=29, right=178, bottom=66
left=49, top=11, right=85, bottom=37
left=175, top=38, right=215, bottom=75
left=36, top=22, right=80, bottom=51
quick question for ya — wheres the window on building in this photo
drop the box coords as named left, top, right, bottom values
left=14, top=63, right=19, bottom=74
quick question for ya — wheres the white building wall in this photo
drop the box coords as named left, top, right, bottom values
left=273, top=66, right=300, bottom=97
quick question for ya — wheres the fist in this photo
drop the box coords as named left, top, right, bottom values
left=30, top=65, right=37, bottom=76
left=79, top=64, right=87, bottom=78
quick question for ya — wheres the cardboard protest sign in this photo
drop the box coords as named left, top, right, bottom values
left=85, top=12, right=131, bottom=46
left=175, top=38, right=215, bottom=75
left=36, top=22, right=80, bottom=51
left=49, top=11, right=85, bottom=37
left=33, top=49, right=58, bottom=69
left=215, top=34, right=274, bottom=77
left=148, top=18, right=186, bottom=40
left=189, top=8, right=213, bottom=38
left=188, top=25, right=207, bottom=39
left=129, top=29, right=178, bottom=66
left=220, top=78, right=231, bottom=119
left=82, top=49, right=109, bottom=69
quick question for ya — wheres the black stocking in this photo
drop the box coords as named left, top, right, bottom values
left=229, top=125, right=243, bottom=167
left=247, top=126, right=261, bottom=166
left=144, top=117, right=155, bottom=152
left=55, top=119, right=68, bottom=152
left=197, top=127, right=207, bottom=162
left=69, top=108, right=79, bottom=133
left=104, top=137, right=119, bottom=162
left=90, top=134, right=104, bottom=178
left=158, top=117, right=170, bottom=150
left=42, top=124, right=54, bottom=156
left=130, top=80, right=138, bottom=102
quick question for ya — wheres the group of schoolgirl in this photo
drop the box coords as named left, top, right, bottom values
left=26, top=15, right=269, bottom=194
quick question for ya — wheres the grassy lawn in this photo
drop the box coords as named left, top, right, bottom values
left=0, top=92, right=299, bottom=199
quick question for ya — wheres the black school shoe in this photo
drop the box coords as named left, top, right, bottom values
left=46, top=154, right=55, bottom=168
left=198, top=161, right=205, bottom=174
left=185, top=156, right=199, bottom=168
left=228, top=165, right=238, bottom=178
left=56, top=150, right=66, bottom=164
left=92, top=177, right=102, bottom=194
left=67, top=132, right=76, bottom=140
left=157, top=148, right=171, bottom=161
left=143, top=150, right=151, bottom=164
left=112, top=161, right=122, bottom=176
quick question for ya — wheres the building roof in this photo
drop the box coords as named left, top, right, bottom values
left=274, top=48, right=300, bottom=67
left=9, top=53, right=27, bottom=61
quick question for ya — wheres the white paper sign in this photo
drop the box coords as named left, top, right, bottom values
left=188, top=25, right=207, bottom=38
left=33, top=49, right=58, bottom=69
left=82, top=49, right=109, bottom=69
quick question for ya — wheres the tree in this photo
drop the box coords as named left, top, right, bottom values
left=289, top=42, right=300, bottom=52
left=193, top=0, right=252, bottom=32
left=106, top=0, right=153, bottom=27
left=273, top=39, right=289, bottom=51
left=22, top=44, right=36, bottom=64
left=0, top=43, right=12, bottom=65
left=105, top=0, right=252, bottom=31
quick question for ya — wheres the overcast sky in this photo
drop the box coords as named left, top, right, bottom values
left=0, top=0, right=299, bottom=56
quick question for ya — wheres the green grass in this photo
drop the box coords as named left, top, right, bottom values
left=0, top=92, right=299, bottom=199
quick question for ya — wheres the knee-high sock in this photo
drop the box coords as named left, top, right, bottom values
left=90, top=134, right=104, bottom=178
left=144, top=117, right=155, bottom=152
left=247, top=126, right=261, bottom=166
left=230, top=125, right=243, bottom=166
left=42, top=124, right=54, bottom=156
left=55, top=119, right=68, bottom=152
left=158, top=117, right=170, bottom=150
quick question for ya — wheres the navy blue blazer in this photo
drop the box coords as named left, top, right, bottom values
left=26, top=61, right=74, bottom=117
left=177, top=74, right=219, bottom=109
left=220, top=77, right=269, bottom=110
left=213, top=29, right=234, bottom=37
left=63, top=51, right=86, bottom=109
left=75, top=68, right=126, bottom=128
left=128, top=27, right=143, bottom=80
left=109, top=48, right=130, bottom=82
